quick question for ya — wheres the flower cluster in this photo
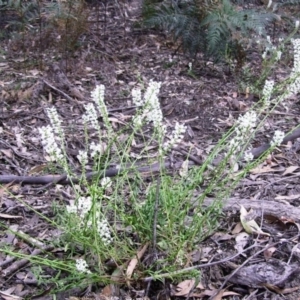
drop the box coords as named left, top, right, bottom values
left=92, top=85, right=108, bottom=119
left=132, top=88, right=143, bottom=106
left=46, top=107, right=64, bottom=137
left=39, top=125, right=63, bottom=161
left=101, top=177, right=112, bottom=188
left=66, top=196, right=92, bottom=217
left=163, top=122, right=186, bottom=151
left=244, top=151, right=254, bottom=163
left=262, top=80, right=274, bottom=107
left=132, top=80, right=164, bottom=130
left=270, top=130, right=285, bottom=147
left=291, top=39, right=300, bottom=74
left=39, top=107, right=65, bottom=162
left=66, top=196, right=113, bottom=245
left=235, top=111, right=257, bottom=136
left=76, top=142, right=106, bottom=165
left=83, top=103, right=100, bottom=130
left=76, top=258, right=91, bottom=274
left=261, top=36, right=282, bottom=62
left=77, top=150, right=88, bottom=166
left=287, top=39, right=300, bottom=97
left=132, top=81, right=187, bottom=153
left=90, top=141, right=105, bottom=158
left=228, top=111, right=258, bottom=163
left=87, top=217, right=113, bottom=245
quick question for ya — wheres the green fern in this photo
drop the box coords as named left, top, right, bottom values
left=278, top=0, right=300, bottom=6
left=143, top=0, right=276, bottom=63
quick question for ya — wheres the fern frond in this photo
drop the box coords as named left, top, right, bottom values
left=278, top=0, right=300, bottom=6
left=143, top=0, right=276, bottom=62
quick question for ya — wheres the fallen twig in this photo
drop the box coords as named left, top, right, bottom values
left=0, top=160, right=186, bottom=186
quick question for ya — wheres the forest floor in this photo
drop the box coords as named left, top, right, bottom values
left=1, top=1, right=300, bottom=299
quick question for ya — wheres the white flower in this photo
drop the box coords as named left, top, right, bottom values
left=262, top=51, right=267, bottom=59
left=132, top=88, right=143, bottom=106
left=90, top=142, right=104, bottom=158
left=133, top=80, right=164, bottom=132
left=227, top=111, right=257, bottom=159
left=267, top=0, right=272, bottom=8
left=86, top=214, right=113, bottom=245
left=83, top=103, right=100, bottom=130
left=101, top=177, right=112, bottom=188
left=97, top=218, right=113, bottom=245
left=236, top=111, right=257, bottom=133
left=287, top=39, right=300, bottom=98
left=66, top=197, right=92, bottom=218
left=76, top=258, right=91, bottom=274
left=188, top=62, right=192, bottom=70
left=66, top=198, right=113, bottom=245
left=78, top=196, right=92, bottom=216
left=77, top=150, right=88, bottom=165
left=92, top=85, right=108, bottom=118
left=276, top=50, right=282, bottom=61
left=270, top=130, right=285, bottom=146
left=296, top=20, right=300, bottom=30
left=66, top=203, right=77, bottom=214
left=39, top=107, right=64, bottom=161
left=262, top=80, right=274, bottom=106
left=163, top=122, right=186, bottom=150
left=228, top=138, right=241, bottom=152
left=291, top=39, right=300, bottom=75
left=287, top=77, right=300, bottom=96
left=143, top=80, right=162, bottom=126
left=46, top=107, right=64, bottom=137
left=244, top=151, right=254, bottom=162
left=39, top=125, right=63, bottom=161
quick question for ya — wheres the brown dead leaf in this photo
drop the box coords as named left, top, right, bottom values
left=282, top=166, right=299, bottom=176
left=126, top=243, right=149, bottom=279
left=101, top=285, right=113, bottom=297
left=190, top=246, right=212, bottom=262
left=245, top=86, right=250, bottom=98
left=174, top=279, right=204, bottom=296
left=1, top=148, right=13, bottom=158
left=108, top=117, right=127, bottom=126
left=102, top=268, right=122, bottom=297
left=264, top=283, right=300, bottom=294
left=0, top=182, right=16, bottom=201
left=0, top=287, right=22, bottom=300
left=250, top=164, right=284, bottom=175
left=69, top=86, right=84, bottom=100
left=281, top=286, right=300, bottom=294
left=28, top=164, right=48, bottom=175
left=231, top=222, right=243, bottom=234
left=190, top=290, right=240, bottom=298
left=211, top=232, right=233, bottom=242
left=264, top=246, right=277, bottom=260
left=279, top=216, right=296, bottom=225
left=275, top=194, right=300, bottom=201
left=234, top=232, right=250, bottom=253
left=212, top=289, right=226, bottom=300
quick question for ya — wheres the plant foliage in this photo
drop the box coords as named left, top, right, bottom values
left=143, top=0, right=276, bottom=62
